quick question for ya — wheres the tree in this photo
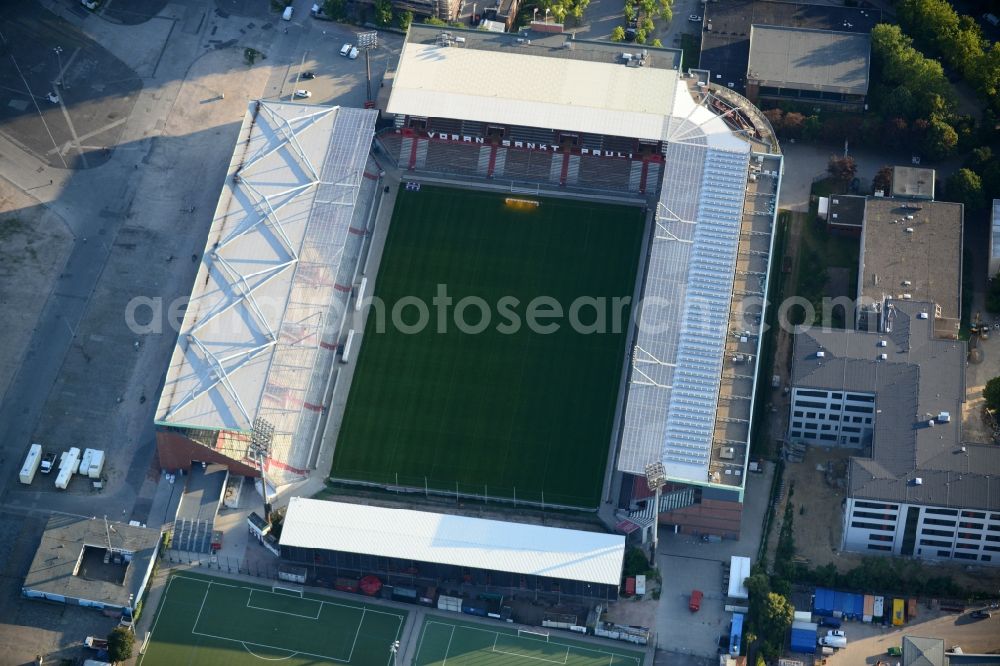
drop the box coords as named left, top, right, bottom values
left=782, top=112, right=805, bottom=139
left=107, top=627, right=135, bottom=664
left=399, top=9, right=413, bottom=29
left=640, top=16, right=654, bottom=33
left=657, top=0, right=672, bottom=22
left=423, top=16, right=447, bottom=25
left=611, top=25, right=626, bottom=41
left=984, top=377, right=1000, bottom=412
left=946, top=168, right=984, bottom=212
left=374, top=0, right=392, bottom=26
left=624, top=3, right=636, bottom=23
left=872, top=165, right=893, bottom=194
left=923, top=116, right=958, bottom=159
left=757, top=592, right=795, bottom=659
left=827, top=155, right=857, bottom=183
left=650, top=38, right=662, bottom=47
left=323, top=0, right=346, bottom=19
left=635, top=28, right=647, bottom=44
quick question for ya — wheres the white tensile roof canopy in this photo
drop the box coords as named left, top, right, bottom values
left=279, top=498, right=627, bottom=586
left=155, top=101, right=376, bottom=475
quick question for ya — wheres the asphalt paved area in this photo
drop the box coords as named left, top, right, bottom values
left=0, top=2, right=393, bottom=661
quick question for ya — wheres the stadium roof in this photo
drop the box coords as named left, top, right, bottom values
left=156, top=101, right=377, bottom=474
left=280, top=498, right=626, bottom=586
left=618, top=81, right=753, bottom=482
left=747, top=26, right=870, bottom=95
left=387, top=26, right=681, bottom=142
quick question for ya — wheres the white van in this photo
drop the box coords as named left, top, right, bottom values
left=282, top=6, right=293, bottom=20
left=340, top=43, right=353, bottom=56
left=349, top=47, right=359, bottom=59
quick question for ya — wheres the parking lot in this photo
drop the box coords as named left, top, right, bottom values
left=0, top=0, right=399, bottom=660
left=653, top=464, right=774, bottom=663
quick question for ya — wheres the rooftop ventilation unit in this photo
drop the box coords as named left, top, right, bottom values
left=913, top=477, right=923, bottom=485
left=816, top=351, right=826, bottom=358
left=902, top=293, right=912, bottom=299
left=878, top=353, right=888, bottom=360
left=918, top=311, right=929, bottom=319
left=905, top=227, right=914, bottom=233
left=878, top=340, right=887, bottom=347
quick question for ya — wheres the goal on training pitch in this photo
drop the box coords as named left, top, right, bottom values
left=517, top=628, right=550, bottom=642
left=271, top=583, right=304, bottom=598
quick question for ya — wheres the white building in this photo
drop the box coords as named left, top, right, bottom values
left=790, top=299, right=1000, bottom=566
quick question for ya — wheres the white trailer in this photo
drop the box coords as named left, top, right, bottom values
left=340, top=329, right=356, bottom=364
left=62, top=446, right=81, bottom=474
left=19, top=443, right=42, bottom=485
left=79, top=449, right=93, bottom=478
left=55, top=465, right=73, bottom=490
left=88, top=450, right=105, bottom=479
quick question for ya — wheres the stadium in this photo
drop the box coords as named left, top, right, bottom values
left=154, top=24, right=783, bottom=541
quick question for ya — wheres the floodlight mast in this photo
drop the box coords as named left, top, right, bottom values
left=645, top=461, right=666, bottom=566
left=356, top=31, right=378, bottom=104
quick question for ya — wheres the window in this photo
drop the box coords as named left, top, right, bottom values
left=856, top=501, right=898, bottom=511
left=831, top=392, right=843, bottom=399
left=922, top=528, right=954, bottom=537
left=955, top=539, right=980, bottom=549
left=850, top=437, right=859, bottom=443
left=938, top=550, right=951, bottom=557
left=987, top=523, right=1000, bottom=532
left=829, top=414, right=840, bottom=421
left=926, top=508, right=958, bottom=516
left=819, top=434, right=836, bottom=441
left=791, top=431, right=802, bottom=438
left=869, top=533, right=893, bottom=542
left=959, top=522, right=983, bottom=530
left=845, top=405, right=874, bottom=413
left=924, top=518, right=956, bottom=526
left=920, top=539, right=952, bottom=548
left=794, top=411, right=804, bottom=417
left=797, top=389, right=828, bottom=398
left=805, top=423, right=818, bottom=430
left=846, top=393, right=875, bottom=402
left=982, top=555, right=992, bottom=562
left=855, top=510, right=894, bottom=520
left=962, top=511, right=986, bottom=519
left=984, top=545, right=1000, bottom=552
left=798, top=401, right=827, bottom=409
left=864, top=418, right=872, bottom=424
left=853, top=417, right=864, bottom=423
left=954, top=552, right=977, bottom=560
left=852, top=521, right=894, bottom=531
left=805, top=432, right=817, bottom=439
left=868, top=544, right=892, bottom=551
left=843, top=426, right=861, bottom=433
left=806, top=412, right=816, bottom=419
left=792, top=421, right=803, bottom=429
left=817, top=414, right=825, bottom=420
left=821, top=424, right=831, bottom=431
left=986, top=534, right=1000, bottom=542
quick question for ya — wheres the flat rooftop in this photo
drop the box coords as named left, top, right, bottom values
left=747, top=26, right=870, bottom=95
left=23, top=515, right=159, bottom=609
left=891, top=165, right=935, bottom=200
left=859, top=197, right=963, bottom=323
left=280, top=498, right=626, bottom=586
left=828, top=194, right=865, bottom=228
left=388, top=25, right=682, bottom=141
left=794, top=300, right=1000, bottom=512
left=699, top=0, right=880, bottom=93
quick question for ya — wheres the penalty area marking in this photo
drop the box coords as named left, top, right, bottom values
left=242, top=643, right=298, bottom=661
left=247, top=589, right=322, bottom=620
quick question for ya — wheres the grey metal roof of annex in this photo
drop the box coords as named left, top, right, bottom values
left=747, top=25, right=870, bottom=95
left=793, top=300, right=1000, bottom=511
left=22, top=515, right=160, bottom=609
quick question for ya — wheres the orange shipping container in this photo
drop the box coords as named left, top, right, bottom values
left=908, top=598, right=918, bottom=620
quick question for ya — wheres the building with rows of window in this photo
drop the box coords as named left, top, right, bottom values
left=789, top=299, right=1000, bottom=565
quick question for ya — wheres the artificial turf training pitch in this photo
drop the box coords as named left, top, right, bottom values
left=413, top=617, right=644, bottom=666
left=331, top=185, right=645, bottom=508
left=138, top=573, right=406, bottom=666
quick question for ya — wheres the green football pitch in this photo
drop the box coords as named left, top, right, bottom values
left=331, top=185, right=645, bottom=508
left=413, top=617, right=644, bottom=666
left=138, top=574, right=406, bottom=666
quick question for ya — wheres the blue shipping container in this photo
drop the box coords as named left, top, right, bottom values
left=730, top=614, right=744, bottom=656
left=851, top=594, right=864, bottom=619
left=790, top=628, right=816, bottom=653
left=814, top=588, right=834, bottom=615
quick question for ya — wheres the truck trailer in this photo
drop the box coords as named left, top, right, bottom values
left=19, top=443, right=42, bottom=484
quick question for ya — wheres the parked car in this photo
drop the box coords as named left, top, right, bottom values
left=81, top=0, right=98, bottom=9
left=340, top=43, right=353, bottom=56
left=887, top=647, right=902, bottom=657
left=40, top=452, right=57, bottom=474
left=293, top=90, right=312, bottom=98
left=46, top=92, right=60, bottom=104
left=349, top=47, right=359, bottom=59
left=689, top=14, right=702, bottom=21
left=282, top=6, right=293, bottom=20
left=301, top=71, right=316, bottom=79
left=689, top=589, right=703, bottom=612
left=827, top=630, right=846, bottom=638
left=970, top=610, right=992, bottom=620
left=819, top=617, right=841, bottom=629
